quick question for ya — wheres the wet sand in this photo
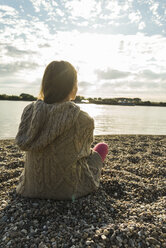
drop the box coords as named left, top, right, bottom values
left=0, top=135, right=166, bottom=248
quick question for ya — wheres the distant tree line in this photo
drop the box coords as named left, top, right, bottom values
left=0, top=93, right=166, bottom=106
left=75, top=96, right=166, bottom=107
left=0, top=93, right=37, bottom=101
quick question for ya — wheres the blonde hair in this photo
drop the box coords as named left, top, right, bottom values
left=39, top=61, right=77, bottom=104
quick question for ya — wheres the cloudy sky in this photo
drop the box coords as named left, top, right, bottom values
left=0, top=0, right=166, bottom=101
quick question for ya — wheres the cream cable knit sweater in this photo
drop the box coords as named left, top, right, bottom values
left=15, top=100, right=103, bottom=200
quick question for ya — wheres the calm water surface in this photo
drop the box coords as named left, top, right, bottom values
left=0, top=100, right=166, bottom=139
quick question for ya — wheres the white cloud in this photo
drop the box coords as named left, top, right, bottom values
left=0, top=5, right=18, bottom=26
left=5, top=45, right=37, bottom=57
left=77, top=78, right=166, bottom=101
left=107, top=0, right=130, bottom=16
left=76, top=21, right=89, bottom=27
left=128, top=11, right=142, bottom=23
left=99, top=0, right=130, bottom=21
left=65, top=0, right=101, bottom=19
left=56, top=8, right=65, bottom=17
left=0, top=5, right=18, bottom=15
left=95, top=68, right=131, bottom=80
left=106, top=1, right=121, bottom=17
left=150, top=2, right=159, bottom=15
left=136, top=70, right=166, bottom=81
left=138, top=21, right=146, bottom=30
left=149, top=1, right=163, bottom=27
left=29, top=0, right=59, bottom=21
left=29, top=0, right=57, bottom=13
left=29, top=0, right=41, bottom=12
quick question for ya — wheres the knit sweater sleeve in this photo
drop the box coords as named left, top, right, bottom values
left=15, top=103, right=34, bottom=150
left=74, top=110, right=94, bottom=159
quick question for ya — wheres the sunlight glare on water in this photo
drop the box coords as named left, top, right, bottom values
left=78, top=103, right=166, bottom=135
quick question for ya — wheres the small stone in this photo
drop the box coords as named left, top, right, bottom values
left=96, top=230, right=101, bottom=235
left=101, top=234, right=107, bottom=240
left=116, top=236, right=123, bottom=243
left=21, top=229, right=28, bottom=235
left=52, top=242, right=57, bottom=248
left=7, top=240, right=12, bottom=246
left=96, top=245, right=102, bottom=248
left=161, top=233, right=166, bottom=239
left=10, top=217, right=14, bottom=222
left=146, top=237, right=160, bottom=245
left=2, top=200, right=7, bottom=205
left=38, top=242, right=48, bottom=248
left=30, top=245, right=37, bottom=248
left=30, top=228, right=35, bottom=233
left=2, top=236, right=7, bottom=241
left=110, top=232, right=116, bottom=240
left=103, top=229, right=109, bottom=236
left=86, top=240, right=91, bottom=245
left=0, top=216, right=8, bottom=222
left=9, top=231, right=20, bottom=238
left=13, top=226, right=17, bottom=231
left=33, top=220, right=39, bottom=224
left=83, top=232, right=89, bottom=239
left=32, top=203, right=39, bottom=207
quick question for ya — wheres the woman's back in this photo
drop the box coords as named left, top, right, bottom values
left=16, top=100, right=103, bottom=200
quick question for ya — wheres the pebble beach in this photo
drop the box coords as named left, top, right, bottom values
left=0, top=135, right=166, bottom=248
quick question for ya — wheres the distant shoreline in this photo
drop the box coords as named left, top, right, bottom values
left=0, top=93, right=166, bottom=107
left=0, top=99, right=166, bottom=107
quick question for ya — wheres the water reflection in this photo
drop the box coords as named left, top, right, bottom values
left=0, top=101, right=166, bottom=139
left=79, top=103, right=166, bottom=135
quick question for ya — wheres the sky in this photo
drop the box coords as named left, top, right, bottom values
left=0, top=0, right=166, bottom=101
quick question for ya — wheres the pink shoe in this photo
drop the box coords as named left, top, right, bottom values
left=93, top=142, right=108, bottom=162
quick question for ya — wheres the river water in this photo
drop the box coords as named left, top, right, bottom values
left=0, top=100, right=166, bottom=139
